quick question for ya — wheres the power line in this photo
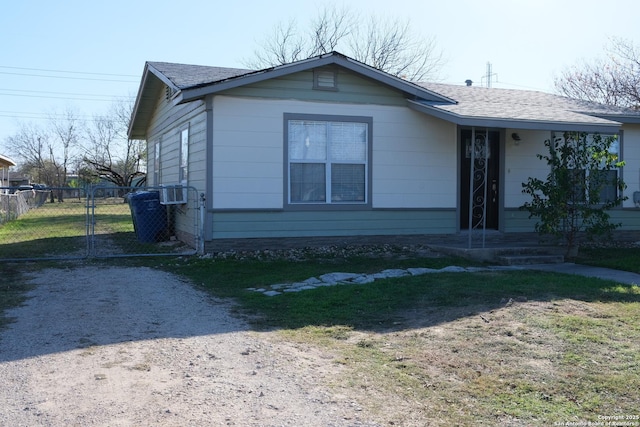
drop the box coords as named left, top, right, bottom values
left=0, top=65, right=139, bottom=78
left=0, top=113, right=95, bottom=122
left=0, top=110, right=99, bottom=118
left=0, top=70, right=138, bottom=83
left=0, top=92, right=133, bottom=102
left=0, top=88, right=135, bottom=99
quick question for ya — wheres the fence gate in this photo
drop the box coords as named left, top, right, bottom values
left=0, top=186, right=201, bottom=261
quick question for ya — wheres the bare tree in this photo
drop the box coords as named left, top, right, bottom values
left=4, top=100, right=144, bottom=197
left=349, top=16, right=443, bottom=81
left=83, top=99, right=146, bottom=189
left=5, top=122, right=49, bottom=184
left=245, top=5, right=444, bottom=82
left=310, top=5, right=353, bottom=55
left=247, top=6, right=352, bottom=68
left=5, top=110, right=80, bottom=201
left=555, top=37, right=640, bottom=109
left=251, top=20, right=307, bottom=67
left=48, top=108, right=80, bottom=201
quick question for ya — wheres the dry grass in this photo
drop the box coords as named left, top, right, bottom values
left=3, top=244, right=639, bottom=425
left=169, top=250, right=640, bottom=426
left=273, top=296, right=640, bottom=426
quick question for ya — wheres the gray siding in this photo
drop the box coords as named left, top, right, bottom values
left=223, top=67, right=408, bottom=106
left=610, top=209, right=640, bottom=229
left=147, top=96, right=205, bottom=143
left=503, top=208, right=640, bottom=232
left=144, top=84, right=208, bottom=246
left=186, top=110, right=207, bottom=191
left=209, top=209, right=456, bottom=239
left=502, top=209, right=536, bottom=232
left=146, top=89, right=206, bottom=187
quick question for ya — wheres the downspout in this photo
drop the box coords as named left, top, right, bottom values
left=198, top=192, right=205, bottom=254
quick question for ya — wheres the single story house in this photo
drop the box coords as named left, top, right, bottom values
left=128, top=51, right=640, bottom=250
left=0, top=154, right=17, bottom=192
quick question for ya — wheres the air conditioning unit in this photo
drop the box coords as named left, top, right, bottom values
left=159, top=185, right=187, bottom=205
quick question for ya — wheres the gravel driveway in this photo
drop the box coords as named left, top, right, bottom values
left=0, top=266, right=378, bottom=426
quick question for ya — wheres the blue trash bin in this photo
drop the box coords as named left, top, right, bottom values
left=128, top=191, right=167, bottom=242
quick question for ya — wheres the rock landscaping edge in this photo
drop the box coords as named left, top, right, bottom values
left=247, top=265, right=522, bottom=296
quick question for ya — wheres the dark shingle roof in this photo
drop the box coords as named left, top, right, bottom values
left=416, top=83, right=638, bottom=128
left=146, top=62, right=253, bottom=89
left=130, top=52, right=640, bottom=139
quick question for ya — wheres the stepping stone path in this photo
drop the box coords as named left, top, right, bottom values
left=247, top=265, right=520, bottom=296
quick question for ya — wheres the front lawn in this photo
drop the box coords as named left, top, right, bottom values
left=2, top=242, right=638, bottom=426
left=575, top=246, right=640, bottom=274
left=165, top=250, right=640, bottom=426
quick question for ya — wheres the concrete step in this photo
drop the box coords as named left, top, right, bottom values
left=496, top=254, right=565, bottom=265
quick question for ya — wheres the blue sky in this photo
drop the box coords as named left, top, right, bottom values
left=1, top=0, right=639, bottom=149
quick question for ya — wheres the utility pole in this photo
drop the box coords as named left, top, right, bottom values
left=482, top=62, right=498, bottom=88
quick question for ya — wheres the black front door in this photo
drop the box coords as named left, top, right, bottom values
left=460, top=129, right=500, bottom=230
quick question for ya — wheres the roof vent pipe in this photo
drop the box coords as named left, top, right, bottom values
left=465, top=79, right=473, bottom=87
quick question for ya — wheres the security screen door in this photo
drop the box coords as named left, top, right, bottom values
left=460, top=129, right=500, bottom=230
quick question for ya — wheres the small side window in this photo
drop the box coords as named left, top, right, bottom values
left=180, top=126, right=189, bottom=186
left=153, top=140, right=161, bottom=185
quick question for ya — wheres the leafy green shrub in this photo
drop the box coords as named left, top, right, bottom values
left=521, top=132, right=626, bottom=256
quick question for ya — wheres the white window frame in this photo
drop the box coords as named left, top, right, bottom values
left=284, top=113, right=372, bottom=210
left=559, top=132, right=623, bottom=206
left=179, top=125, right=189, bottom=186
left=153, top=140, right=161, bottom=186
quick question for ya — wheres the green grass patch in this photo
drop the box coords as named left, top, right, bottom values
left=0, top=199, right=184, bottom=259
left=576, top=246, right=640, bottom=274
left=170, top=255, right=640, bottom=331
left=0, top=201, right=87, bottom=258
left=165, top=254, right=640, bottom=425
left=0, top=200, right=87, bottom=240
left=2, top=241, right=639, bottom=425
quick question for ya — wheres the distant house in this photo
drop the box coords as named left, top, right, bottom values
left=0, top=154, right=17, bottom=191
left=128, top=51, right=640, bottom=249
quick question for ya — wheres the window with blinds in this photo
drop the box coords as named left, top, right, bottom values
left=287, top=116, right=369, bottom=205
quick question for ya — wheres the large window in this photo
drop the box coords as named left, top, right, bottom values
left=286, top=114, right=371, bottom=206
left=565, top=133, right=622, bottom=205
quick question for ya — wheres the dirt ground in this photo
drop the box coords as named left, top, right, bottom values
left=0, top=266, right=381, bottom=427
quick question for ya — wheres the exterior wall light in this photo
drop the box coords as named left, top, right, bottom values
left=512, top=133, right=522, bottom=145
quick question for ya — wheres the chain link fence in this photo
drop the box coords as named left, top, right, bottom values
left=1, top=188, right=49, bottom=225
left=0, top=186, right=201, bottom=261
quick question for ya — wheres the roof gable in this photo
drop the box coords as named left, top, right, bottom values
left=129, top=52, right=454, bottom=139
left=173, top=52, right=453, bottom=104
left=129, top=51, right=640, bottom=139
left=220, top=65, right=411, bottom=107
